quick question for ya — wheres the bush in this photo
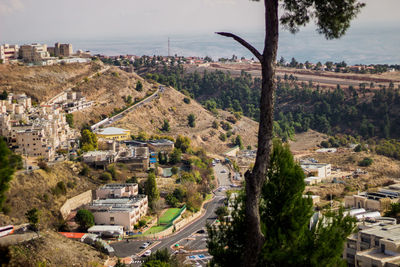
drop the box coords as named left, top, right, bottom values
left=354, top=144, right=362, bottom=152
left=99, top=172, right=112, bottom=182
left=219, top=133, right=227, bottom=141
left=188, top=114, right=196, bottom=128
left=38, top=160, right=50, bottom=172
left=359, top=157, right=373, bottom=167
left=320, top=140, right=330, bottom=148
left=75, top=209, right=94, bottom=230
left=136, top=80, right=143, bottom=91
left=171, top=166, right=179, bottom=175
left=52, top=181, right=67, bottom=196
left=183, top=97, right=191, bottom=104
left=79, top=165, right=90, bottom=176
left=139, top=219, right=147, bottom=227
left=212, top=120, right=219, bottom=129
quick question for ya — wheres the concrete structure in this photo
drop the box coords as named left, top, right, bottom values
left=96, top=183, right=138, bottom=199
left=19, top=43, right=50, bottom=62
left=117, top=146, right=149, bottom=171
left=301, top=162, right=331, bottom=178
left=82, top=150, right=117, bottom=167
left=344, top=219, right=400, bottom=267
left=0, top=44, right=19, bottom=62
left=304, top=176, right=322, bottom=185
left=344, top=184, right=400, bottom=212
left=96, top=127, right=131, bottom=141
left=88, top=195, right=148, bottom=231
left=147, top=139, right=175, bottom=153
left=60, top=190, right=93, bottom=219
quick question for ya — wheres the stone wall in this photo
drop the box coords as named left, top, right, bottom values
left=60, top=190, right=93, bottom=219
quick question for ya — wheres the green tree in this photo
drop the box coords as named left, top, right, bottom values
left=143, top=248, right=178, bottom=267
left=115, top=259, right=126, bottom=267
left=161, top=119, right=170, bottom=132
left=0, top=138, right=15, bottom=211
left=145, top=171, right=159, bottom=206
left=234, top=135, right=244, bottom=149
left=65, top=113, right=74, bottom=128
left=384, top=203, right=400, bottom=223
left=75, top=209, right=94, bottom=230
left=358, top=157, right=373, bottom=167
left=169, top=148, right=182, bottom=164
left=215, top=206, right=228, bottom=221
left=80, top=129, right=98, bottom=151
left=25, top=208, right=40, bottom=231
left=0, top=90, right=8, bottom=100
left=212, top=120, right=219, bottom=129
left=188, top=113, right=196, bottom=127
left=216, top=1, right=364, bottom=264
left=174, top=135, right=191, bottom=153
left=207, top=140, right=356, bottom=266
left=136, top=80, right=143, bottom=91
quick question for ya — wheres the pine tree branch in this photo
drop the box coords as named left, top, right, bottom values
left=215, top=32, right=263, bottom=62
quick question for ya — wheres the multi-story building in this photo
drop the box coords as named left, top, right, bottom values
left=47, top=42, right=73, bottom=57
left=96, top=183, right=139, bottom=199
left=88, top=195, right=148, bottom=231
left=19, top=43, right=50, bottom=62
left=0, top=44, right=19, bottom=62
left=301, top=162, right=331, bottom=178
left=344, top=184, right=400, bottom=212
left=15, top=128, right=55, bottom=160
left=344, top=218, right=400, bottom=267
left=1, top=94, right=73, bottom=160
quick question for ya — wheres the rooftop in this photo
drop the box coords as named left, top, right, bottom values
left=100, top=183, right=138, bottom=189
left=88, top=225, right=123, bottom=232
left=97, top=127, right=130, bottom=136
left=148, top=139, right=174, bottom=145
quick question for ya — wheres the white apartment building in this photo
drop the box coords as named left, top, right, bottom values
left=88, top=195, right=148, bottom=231
left=301, top=162, right=332, bottom=178
left=0, top=44, right=19, bottom=62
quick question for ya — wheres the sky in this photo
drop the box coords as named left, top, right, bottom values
left=1, top=0, right=399, bottom=41
left=0, top=0, right=399, bottom=63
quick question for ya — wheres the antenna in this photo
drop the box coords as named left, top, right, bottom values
left=168, top=37, right=170, bottom=57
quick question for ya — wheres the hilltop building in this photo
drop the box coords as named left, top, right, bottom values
left=0, top=44, right=19, bottom=62
left=19, top=43, right=50, bottom=62
left=96, top=127, right=131, bottom=141
left=47, top=43, right=73, bottom=57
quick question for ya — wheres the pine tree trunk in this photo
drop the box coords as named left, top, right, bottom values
left=242, top=1, right=279, bottom=266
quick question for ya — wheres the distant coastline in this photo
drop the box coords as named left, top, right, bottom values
left=8, top=25, right=400, bottom=65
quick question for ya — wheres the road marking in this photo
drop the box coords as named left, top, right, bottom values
left=136, top=241, right=161, bottom=257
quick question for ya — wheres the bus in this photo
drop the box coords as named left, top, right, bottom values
left=0, top=225, right=14, bottom=237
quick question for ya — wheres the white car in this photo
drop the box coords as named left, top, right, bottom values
left=140, top=242, right=150, bottom=249
left=143, top=250, right=152, bottom=257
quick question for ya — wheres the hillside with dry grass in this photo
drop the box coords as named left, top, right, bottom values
left=113, top=87, right=259, bottom=155
left=0, top=62, right=103, bottom=103
left=0, top=162, right=99, bottom=229
left=2, top=230, right=104, bottom=267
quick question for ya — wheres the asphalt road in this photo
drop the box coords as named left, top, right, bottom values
left=111, top=163, right=230, bottom=258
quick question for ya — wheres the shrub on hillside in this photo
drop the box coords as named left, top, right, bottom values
left=358, top=157, right=373, bottom=167
left=99, top=172, right=112, bottom=182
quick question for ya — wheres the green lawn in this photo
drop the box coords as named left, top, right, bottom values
left=143, top=225, right=169, bottom=235
left=159, top=208, right=181, bottom=225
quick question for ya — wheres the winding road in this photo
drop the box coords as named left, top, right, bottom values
left=110, top=163, right=232, bottom=264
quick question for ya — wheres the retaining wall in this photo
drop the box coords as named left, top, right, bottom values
left=60, top=190, right=93, bottom=219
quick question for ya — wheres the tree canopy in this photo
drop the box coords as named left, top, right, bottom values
left=75, top=209, right=94, bottom=230
left=0, top=138, right=15, bottom=211
left=207, top=140, right=356, bottom=266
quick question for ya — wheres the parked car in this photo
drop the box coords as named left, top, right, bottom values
left=220, top=170, right=227, bottom=173
left=142, top=250, right=152, bottom=257
left=140, top=242, right=151, bottom=249
left=196, top=229, right=205, bottom=234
